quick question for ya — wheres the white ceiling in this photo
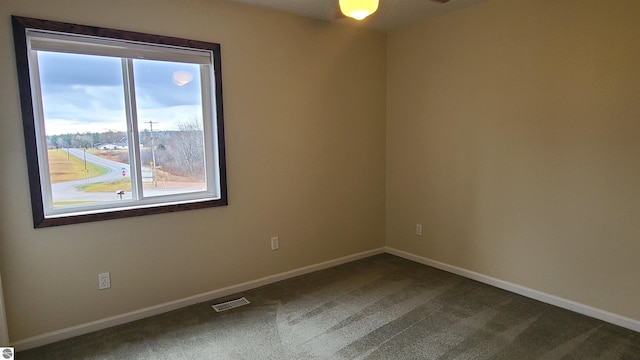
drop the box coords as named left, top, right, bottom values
left=226, top=0, right=490, bottom=31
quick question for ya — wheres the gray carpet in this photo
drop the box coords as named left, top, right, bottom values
left=18, top=254, right=640, bottom=359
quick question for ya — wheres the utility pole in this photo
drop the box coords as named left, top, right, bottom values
left=145, top=121, right=159, bottom=187
left=83, top=148, right=88, bottom=182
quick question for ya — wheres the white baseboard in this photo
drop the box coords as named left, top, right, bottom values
left=12, top=247, right=385, bottom=351
left=12, top=246, right=639, bottom=351
left=0, top=273, right=9, bottom=346
left=385, top=247, right=640, bottom=333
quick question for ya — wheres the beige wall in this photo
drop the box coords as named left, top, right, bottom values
left=2, top=0, right=639, bottom=345
left=0, top=0, right=387, bottom=341
left=387, top=0, right=640, bottom=321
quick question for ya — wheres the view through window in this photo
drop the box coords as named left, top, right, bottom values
left=12, top=16, right=227, bottom=227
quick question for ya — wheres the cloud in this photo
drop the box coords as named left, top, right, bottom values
left=133, top=59, right=202, bottom=108
left=44, top=104, right=202, bottom=135
left=38, top=51, right=205, bottom=135
left=39, top=52, right=122, bottom=87
left=137, top=105, right=203, bottom=131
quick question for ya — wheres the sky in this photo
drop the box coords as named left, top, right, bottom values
left=38, top=51, right=205, bottom=136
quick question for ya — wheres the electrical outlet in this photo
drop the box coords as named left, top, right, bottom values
left=416, top=224, right=423, bottom=236
left=98, top=272, right=111, bottom=290
left=271, top=236, right=279, bottom=251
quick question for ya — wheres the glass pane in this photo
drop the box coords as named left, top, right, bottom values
left=38, top=51, right=133, bottom=208
left=132, top=59, right=206, bottom=197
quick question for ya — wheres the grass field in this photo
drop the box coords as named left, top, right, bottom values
left=49, top=148, right=203, bottom=193
left=78, top=179, right=131, bottom=192
left=48, top=149, right=108, bottom=183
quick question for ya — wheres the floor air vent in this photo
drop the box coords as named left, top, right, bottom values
left=212, top=297, right=250, bottom=312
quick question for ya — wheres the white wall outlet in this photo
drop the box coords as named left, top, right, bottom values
left=271, top=236, right=279, bottom=251
left=416, top=224, right=423, bottom=236
left=98, top=272, right=111, bottom=290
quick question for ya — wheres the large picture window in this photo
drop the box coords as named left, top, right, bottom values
left=12, top=16, right=227, bottom=228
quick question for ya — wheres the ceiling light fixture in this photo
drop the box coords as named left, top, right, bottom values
left=339, top=0, right=379, bottom=20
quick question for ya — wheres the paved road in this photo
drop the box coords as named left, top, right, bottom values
left=51, top=149, right=132, bottom=202
left=50, top=149, right=191, bottom=204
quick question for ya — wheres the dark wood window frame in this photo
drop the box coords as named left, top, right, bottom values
left=12, top=16, right=228, bottom=228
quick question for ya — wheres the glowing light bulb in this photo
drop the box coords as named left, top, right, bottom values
left=339, top=0, right=379, bottom=20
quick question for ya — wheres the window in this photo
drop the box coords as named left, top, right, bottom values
left=12, top=16, right=227, bottom=228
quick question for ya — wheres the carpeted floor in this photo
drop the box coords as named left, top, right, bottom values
left=18, top=254, right=640, bottom=359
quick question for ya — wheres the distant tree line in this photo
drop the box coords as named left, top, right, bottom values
left=47, top=120, right=204, bottom=178
left=47, top=130, right=126, bottom=149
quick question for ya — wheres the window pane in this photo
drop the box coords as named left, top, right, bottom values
left=132, top=59, right=207, bottom=197
left=38, top=51, right=134, bottom=208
